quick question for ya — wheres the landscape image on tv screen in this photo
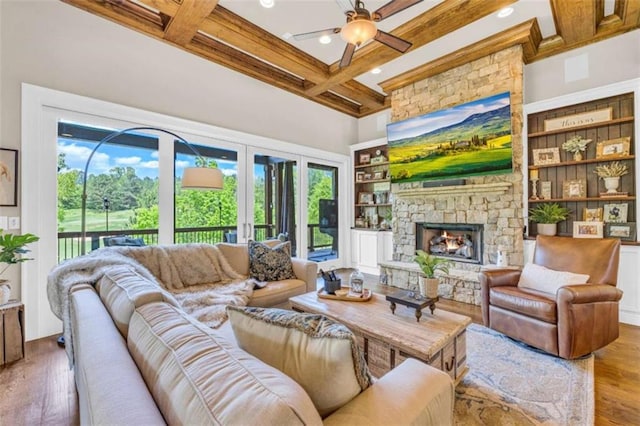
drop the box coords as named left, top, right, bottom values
left=387, top=92, right=512, bottom=183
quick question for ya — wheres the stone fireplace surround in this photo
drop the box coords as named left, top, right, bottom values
left=379, top=180, right=525, bottom=305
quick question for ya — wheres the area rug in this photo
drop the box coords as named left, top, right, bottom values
left=454, top=324, right=594, bottom=425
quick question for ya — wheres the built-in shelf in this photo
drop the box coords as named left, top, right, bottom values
left=356, top=178, right=390, bottom=184
left=529, top=196, right=636, bottom=203
left=355, top=203, right=392, bottom=207
left=355, top=161, right=390, bottom=169
left=527, top=116, right=634, bottom=138
left=528, top=155, right=635, bottom=169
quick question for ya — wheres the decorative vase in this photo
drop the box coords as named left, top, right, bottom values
left=349, top=269, right=365, bottom=295
left=537, top=223, right=557, bottom=236
left=0, top=280, right=10, bottom=305
left=573, top=151, right=583, bottom=161
left=420, top=277, right=439, bottom=299
left=603, top=176, right=621, bottom=194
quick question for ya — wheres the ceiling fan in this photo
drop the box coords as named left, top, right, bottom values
left=293, top=0, right=423, bottom=68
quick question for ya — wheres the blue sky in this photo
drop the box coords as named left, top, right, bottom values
left=386, top=92, right=511, bottom=142
left=57, top=138, right=238, bottom=179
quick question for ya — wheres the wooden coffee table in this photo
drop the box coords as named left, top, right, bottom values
left=290, top=291, right=471, bottom=383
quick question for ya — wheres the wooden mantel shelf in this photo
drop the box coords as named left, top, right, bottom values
left=395, top=182, right=513, bottom=198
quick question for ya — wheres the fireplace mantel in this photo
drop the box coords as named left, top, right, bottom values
left=395, top=182, right=512, bottom=198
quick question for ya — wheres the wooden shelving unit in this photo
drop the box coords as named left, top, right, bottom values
left=526, top=92, right=636, bottom=238
left=353, top=144, right=391, bottom=229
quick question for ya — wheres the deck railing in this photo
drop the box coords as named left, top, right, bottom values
left=57, top=223, right=334, bottom=263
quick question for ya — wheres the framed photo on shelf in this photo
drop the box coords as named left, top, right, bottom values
left=596, top=137, right=631, bottom=158
left=543, top=108, right=612, bottom=132
left=532, top=147, right=561, bottom=166
left=0, top=148, right=18, bottom=207
left=355, top=171, right=365, bottom=182
left=582, top=207, right=603, bottom=222
left=358, top=192, right=374, bottom=204
left=363, top=173, right=372, bottom=181
left=573, top=221, right=604, bottom=239
left=605, top=222, right=636, bottom=241
left=562, top=179, right=586, bottom=198
left=359, top=153, right=371, bottom=165
left=603, top=203, right=628, bottom=223
left=540, top=181, right=552, bottom=199
left=373, top=171, right=384, bottom=180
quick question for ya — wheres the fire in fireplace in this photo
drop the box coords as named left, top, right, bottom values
left=415, top=223, right=484, bottom=264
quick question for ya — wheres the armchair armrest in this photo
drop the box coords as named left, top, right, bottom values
left=323, top=359, right=454, bottom=426
left=557, top=284, right=623, bottom=304
left=479, top=269, right=521, bottom=326
left=556, top=283, right=623, bottom=359
left=291, top=257, right=318, bottom=293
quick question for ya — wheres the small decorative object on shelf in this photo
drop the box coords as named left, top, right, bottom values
left=594, top=161, right=629, bottom=195
left=583, top=207, right=604, bottom=222
left=562, top=179, right=587, bottom=198
left=603, top=203, right=629, bottom=223
left=562, top=135, right=592, bottom=161
left=573, top=221, right=604, bottom=238
left=528, top=203, right=570, bottom=236
left=604, top=222, right=636, bottom=241
left=596, top=136, right=631, bottom=158
left=540, top=181, right=552, bottom=199
left=529, top=168, right=539, bottom=200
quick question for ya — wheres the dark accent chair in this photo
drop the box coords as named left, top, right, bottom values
left=479, top=235, right=622, bottom=359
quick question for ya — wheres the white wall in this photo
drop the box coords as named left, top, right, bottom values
left=524, top=30, right=640, bottom=104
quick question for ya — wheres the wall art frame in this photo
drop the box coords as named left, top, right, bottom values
left=0, top=148, right=18, bottom=207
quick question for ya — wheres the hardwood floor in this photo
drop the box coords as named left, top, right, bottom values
left=0, top=271, right=638, bottom=425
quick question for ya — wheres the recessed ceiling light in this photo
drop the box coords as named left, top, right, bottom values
left=260, top=0, right=274, bottom=8
left=319, top=35, right=332, bottom=45
left=371, top=67, right=382, bottom=75
left=282, top=32, right=292, bottom=40
left=497, top=7, right=513, bottom=18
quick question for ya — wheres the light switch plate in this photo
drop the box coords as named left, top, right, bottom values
left=0, top=216, right=7, bottom=230
left=8, top=217, right=20, bottom=229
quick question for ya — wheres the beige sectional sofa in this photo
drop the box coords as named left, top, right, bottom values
left=57, top=243, right=455, bottom=425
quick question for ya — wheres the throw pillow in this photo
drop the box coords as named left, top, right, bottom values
left=226, top=306, right=372, bottom=418
left=517, top=263, right=590, bottom=295
left=248, top=240, right=295, bottom=282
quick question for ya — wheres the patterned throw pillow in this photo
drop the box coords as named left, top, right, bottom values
left=248, top=240, right=295, bottom=282
left=227, top=306, right=372, bottom=417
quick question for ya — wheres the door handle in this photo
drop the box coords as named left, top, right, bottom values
left=248, top=223, right=253, bottom=240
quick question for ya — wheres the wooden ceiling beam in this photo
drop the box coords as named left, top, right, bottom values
left=549, top=0, right=602, bottom=45
left=163, top=0, right=219, bottom=46
left=190, top=34, right=362, bottom=117
left=306, top=0, right=518, bottom=97
left=380, top=20, right=538, bottom=93
left=615, top=0, right=640, bottom=26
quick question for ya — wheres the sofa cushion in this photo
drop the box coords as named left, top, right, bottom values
left=249, top=279, right=307, bottom=307
left=97, top=265, right=180, bottom=338
left=216, top=243, right=250, bottom=276
left=227, top=306, right=372, bottom=417
left=517, top=263, right=590, bottom=295
left=128, top=302, right=322, bottom=426
left=248, top=240, right=295, bottom=282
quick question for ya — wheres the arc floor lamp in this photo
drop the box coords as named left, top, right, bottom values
left=79, top=126, right=223, bottom=255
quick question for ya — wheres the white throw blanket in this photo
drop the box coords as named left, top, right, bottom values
left=48, top=244, right=255, bottom=365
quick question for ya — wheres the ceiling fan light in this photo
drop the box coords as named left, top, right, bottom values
left=319, top=35, right=332, bottom=44
left=340, top=19, right=377, bottom=46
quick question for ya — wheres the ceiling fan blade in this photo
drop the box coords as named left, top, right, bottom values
left=339, top=43, right=357, bottom=68
left=374, top=30, right=412, bottom=52
left=335, top=0, right=355, bottom=14
left=293, top=28, right=341, bottom=41
left=372, top=0, right=423, bottom=21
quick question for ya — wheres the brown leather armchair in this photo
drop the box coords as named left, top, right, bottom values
left=479, top=235, right=622, bottom=359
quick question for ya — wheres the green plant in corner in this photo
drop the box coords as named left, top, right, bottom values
left=528, top=203, right=570, bottom=224
left=0, top=230, right=40, bottom=277
left=413, top=249, right=452, bottom=278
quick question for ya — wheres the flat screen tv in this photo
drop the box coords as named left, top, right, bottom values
left=387, top=92, right=512, bottom=183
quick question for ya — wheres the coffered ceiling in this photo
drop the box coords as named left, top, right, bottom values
left=61, top=0, right=640, bottom=118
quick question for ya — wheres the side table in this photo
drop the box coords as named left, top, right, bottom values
left=1, top=300, right=25, bottom=366
left=385, top=290, right=438, bottom=322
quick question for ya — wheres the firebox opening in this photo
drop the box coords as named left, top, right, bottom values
left=415, top=223, right=484, bottom=265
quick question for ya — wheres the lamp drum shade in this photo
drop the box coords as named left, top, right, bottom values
left=181, top=167, right=223, bottom=190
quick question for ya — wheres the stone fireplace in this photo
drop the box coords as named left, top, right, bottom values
left=416, top=222, right=484, bottom=265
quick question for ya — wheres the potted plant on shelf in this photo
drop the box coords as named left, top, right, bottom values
left=528, top=203, right=571, bottom=236
left=0, top=230, right=40, bottom=304
left=562, top=135, right=592, bottom=161
left=413, top=250, right=452, bottom=299
left=594, top=161, right=629, bottom=194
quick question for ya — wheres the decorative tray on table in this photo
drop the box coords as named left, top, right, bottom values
left=317, top=287, right=372, bottom=302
